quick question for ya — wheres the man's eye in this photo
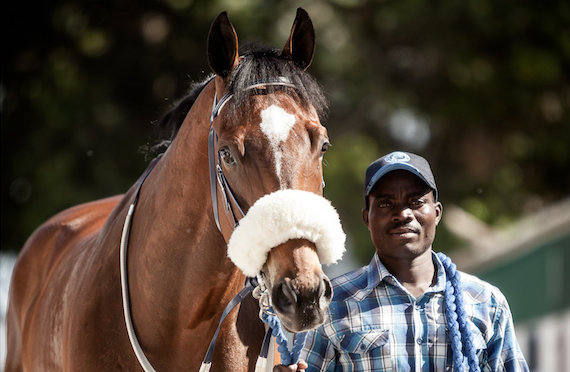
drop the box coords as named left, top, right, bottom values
left=378, top=200, right=392, bottom=208
left=411, top=198, right=425, bottom=207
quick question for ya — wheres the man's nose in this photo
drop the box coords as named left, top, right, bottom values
left=392, top=205, right=413, bottom=222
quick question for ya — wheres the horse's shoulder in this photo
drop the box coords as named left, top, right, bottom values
left=10, top=196, right=124, bottom=308
left=7, top=195, right=126, bottom=369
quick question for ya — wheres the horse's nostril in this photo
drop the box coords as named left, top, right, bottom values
left=318, top=276, right=333, bottom=310
left=323, top=276, right=332, bottom=300
left=273, top=278, right=297, bottom=313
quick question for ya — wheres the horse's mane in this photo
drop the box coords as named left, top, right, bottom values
left=154, top=43, right=328, bottom=149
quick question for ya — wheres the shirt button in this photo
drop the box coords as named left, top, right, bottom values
left=416, top=337, right=423, bottom=344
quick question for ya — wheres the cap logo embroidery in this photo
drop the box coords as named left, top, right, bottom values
left=385, top=151, right=410, bottom=163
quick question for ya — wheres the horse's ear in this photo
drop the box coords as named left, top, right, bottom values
left=282, top=8, right=315, bottom=71
left=207, top=11, right=239, bottom=78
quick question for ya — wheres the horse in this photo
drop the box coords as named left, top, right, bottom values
left=6, top=8, right=345, bottom=371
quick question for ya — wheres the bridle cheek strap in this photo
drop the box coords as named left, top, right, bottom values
left=208, top=77, right=297, bottom=238
left=227, top=189, right=346, bottom=277
left=208, top=126, right=243, bottom=233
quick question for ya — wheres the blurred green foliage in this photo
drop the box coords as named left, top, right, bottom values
left=3, top=0, right=569, bottom=266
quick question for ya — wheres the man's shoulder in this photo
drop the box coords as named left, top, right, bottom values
left=459, top=270, right=509, bottom=307
left=329, top=265, right=370, bottom=302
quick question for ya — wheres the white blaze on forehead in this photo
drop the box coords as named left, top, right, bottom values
left=259, top=105, right=296, bottom=185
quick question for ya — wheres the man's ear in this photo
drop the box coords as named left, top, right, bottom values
left=362, top=207, right=369, bottom=227
left=434, top=202, right=443, bottom=226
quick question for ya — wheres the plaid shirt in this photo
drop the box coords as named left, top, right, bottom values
left=301, top=252, right=529, bottom=372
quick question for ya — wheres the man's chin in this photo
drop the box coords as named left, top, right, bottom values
left=392, top=243, right=431, bottom=258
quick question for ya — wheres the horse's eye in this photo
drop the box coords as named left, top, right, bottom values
left=219, top=147, right=236, bottom=166
left=320, top=141, right=331, bottom=155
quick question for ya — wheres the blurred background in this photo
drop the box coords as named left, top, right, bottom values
left=2, top=0, right=569, bottom=370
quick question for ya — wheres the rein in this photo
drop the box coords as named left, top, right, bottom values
left=200, top=275, right=306, bottom=372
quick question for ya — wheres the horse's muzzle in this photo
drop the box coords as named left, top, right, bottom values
left=271, top=273, right=333, bottom=332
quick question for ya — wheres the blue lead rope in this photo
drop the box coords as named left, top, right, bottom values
left=260, top=309, right=307, bottom=365
left=437, top=252, right=481, bottom=372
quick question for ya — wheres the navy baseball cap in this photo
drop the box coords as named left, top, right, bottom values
left=364, top=151, right=438, bottom=202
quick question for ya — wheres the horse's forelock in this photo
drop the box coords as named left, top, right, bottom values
left=227, top=44, right=328, bottom=122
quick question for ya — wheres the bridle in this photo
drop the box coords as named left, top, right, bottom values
left=120, top=76, right=309, bottom=372
left=208, top=76, right=296, bottom=234
left=202, top=77, right=310, bottom=370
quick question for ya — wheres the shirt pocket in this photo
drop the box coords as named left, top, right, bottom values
left=337, top=329, right=392, bottom=370
left=339, top=329, right=390, bottom=353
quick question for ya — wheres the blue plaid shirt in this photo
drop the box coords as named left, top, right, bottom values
left=301, top=252, right=529, bottom=371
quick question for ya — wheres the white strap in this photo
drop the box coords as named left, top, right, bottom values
left=199, top=362, right=212, bottom=372
left=255, top=356, right=268, bottom=372
left=120, top=204, right=157, bottom=372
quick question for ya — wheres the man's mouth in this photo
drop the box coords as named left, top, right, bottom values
left=388, top=226, right=419, bottom=238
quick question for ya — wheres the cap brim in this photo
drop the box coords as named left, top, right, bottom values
left=365, top=163, right=432, bottom=196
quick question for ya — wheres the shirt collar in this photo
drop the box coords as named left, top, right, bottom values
left=431, top=252, right=447, bottom=293
left=366, top=252, right=390, bottom=290
left=366, top=251, right=447, bottom=293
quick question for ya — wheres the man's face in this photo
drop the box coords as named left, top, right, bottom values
left=362, top=170, right=442, bottom=260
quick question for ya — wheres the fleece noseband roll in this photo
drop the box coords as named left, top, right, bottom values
left=227, top=190, right=346, bottom=277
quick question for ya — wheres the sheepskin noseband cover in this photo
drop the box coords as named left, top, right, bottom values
left=227, top=189, right=346, bottom=277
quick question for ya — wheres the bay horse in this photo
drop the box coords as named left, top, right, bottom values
left=6, top=8, right=345, bottom=372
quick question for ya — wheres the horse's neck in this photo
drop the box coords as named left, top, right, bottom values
left=131, top=82, right=230, bottom=277
left=124, top=86, right=246, bottom=350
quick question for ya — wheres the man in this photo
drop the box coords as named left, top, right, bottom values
left=280, top=151, right=529, bottom=371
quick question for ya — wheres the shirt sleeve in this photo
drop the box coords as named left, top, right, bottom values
left=300, top=327, right=337, bottom=372
left=483, top=300, right=530, bottom=372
